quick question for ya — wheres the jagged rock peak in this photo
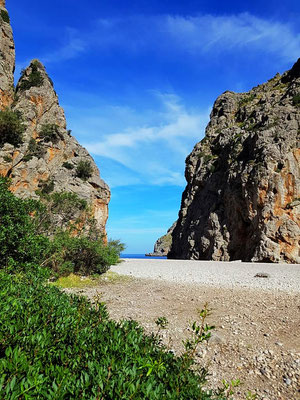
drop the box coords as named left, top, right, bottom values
left=0, top=0, right=15, bottom=109
left=169, top=60, right=300, bottom=263
left=14, top=59, right=67, bottom=137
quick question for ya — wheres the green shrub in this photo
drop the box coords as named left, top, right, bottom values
left=24, top=138, right=46, bottom=160
left=38, top=179, right=55, bottom=195
left=62, top=161, right=74, bottom=169
left=0, top=177, right=49, bottom=270
left=39, top=123, right=62, bottom=143
left=292, top=94, right=300, bottom=107
left=0, top=9, right=10, bottom=23
left=76, top=160, right=93, bottom=180
left=18, top=61, right=44, bottom=91
left=0, top=109, right=25, bottom=147
left=45, top=232, right=124, bottom=276
left=33, top=191, right=88, bottom=236
left=3, top=155, right=12, bottom=163
left=238, top=94, right=256, bottom=107
left=0, top=272, right=226, bottom=399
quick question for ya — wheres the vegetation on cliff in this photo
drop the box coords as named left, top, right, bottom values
left=0, top=177, right=122, bottom=277
left=0, top=109, right=25, bottom=147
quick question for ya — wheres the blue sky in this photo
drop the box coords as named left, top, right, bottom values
left=8, top=0, right=300, bottom=253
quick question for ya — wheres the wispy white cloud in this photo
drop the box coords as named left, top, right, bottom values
left=21, top=12, right=299, bottom=67
left=42, top=27, right=87, bottom=64
left=81, top=92, right=209, bottom=187
left=164, top=14, right=300, bottom=62
left=90, top=13, right=300, bottom=62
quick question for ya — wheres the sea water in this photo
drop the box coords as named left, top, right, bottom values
left=121, top=254, right=167, bottom=260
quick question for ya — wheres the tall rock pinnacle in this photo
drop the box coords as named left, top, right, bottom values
left=0, top=0, right=15, bottom=109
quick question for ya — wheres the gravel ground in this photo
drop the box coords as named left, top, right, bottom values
left=68, top=259, right=300, bottom=399
left=111, top=259, right=300, bottom=292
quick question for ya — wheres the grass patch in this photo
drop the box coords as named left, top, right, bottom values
left=52, top=271, right=132, bottom=289
left=52, top=273, right=99, bottom=289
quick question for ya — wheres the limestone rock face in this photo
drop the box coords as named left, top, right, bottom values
left=0, top=0, right=15, bottom=109
left=0, top=5, right=110, bottom=236
left=148, top=222, right=176, bottom=256
left=169, top=60, right=300, bottom=263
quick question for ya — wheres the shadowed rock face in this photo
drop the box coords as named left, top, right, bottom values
left=169, top=59, right=300, bottom=263
left=0, top=6, right=110, bottom=237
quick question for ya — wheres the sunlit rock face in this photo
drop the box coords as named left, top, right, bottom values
left=0, top=0, right=15, bottom=109
left=0, top=5, right=110, bottom=237
left=169, top=59, right=300, bottom=263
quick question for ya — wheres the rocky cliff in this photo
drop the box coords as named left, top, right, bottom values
left=0, top=1, right=110, bottom=236
left=0, top=0, right=14, bottom=109
left=147, top=222, right=176, bottom=256
left=169, top=60, right=300, bottom=263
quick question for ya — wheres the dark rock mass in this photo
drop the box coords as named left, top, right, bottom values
left=0, top=1, right=110, bottom=236
left=169, top=60, right=300, bottom=263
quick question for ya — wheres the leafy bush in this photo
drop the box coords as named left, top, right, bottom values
left=33, top=191, right=88, bottom=236
left=0, top=178, right=123, bottom=277
left=24, top=138, right=46, bottom=161
left=18, top=61, right=44, bottom=91
left=39, top=123, right=63, bottom=143
left=0, top=272, right=226, bottom=399
left=62, top=161, right=74, bottom=169
left=292, top=94, right=300, bottom=107
left=44, top=232, right=124, bottom=276
left=0, top=177, right=49, bottom=271
left=3, top=155, right=12, bottom=163
left=38, top=179, right=55, bottom=195
left=0, top=109, right=25, bottom=147
left=76, top=160, right=93, bottom=181
left=0, top=9, right=10, bottom=23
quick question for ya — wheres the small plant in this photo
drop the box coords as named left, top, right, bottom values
left=62, top=161, right=74, bottom=169
left=238, top=94, right=255, bottom=107
left=76, top=160, right=93, bottom=180
left=292, top=94, right=300, bottom=107
left=3, top=155, right=12, bottom=163
left=221, top=379, right=241, bottom=398
left=0, top=109, right=25, bottom=147
left=39, top=123, right=62, bottom=143
left=182, top=303, right=215, bottom=368
left=24, top=138, right=46, bottom=161
left=39, top=179, right=55, bottom=194
left=18, top=60, right=44, bottom=91
left=0, top=9, right=10, bottom=23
